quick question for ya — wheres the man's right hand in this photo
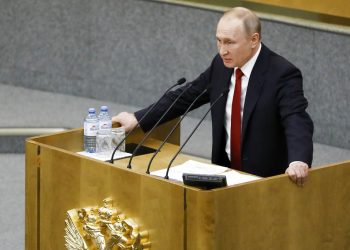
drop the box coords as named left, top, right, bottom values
left=112, top=112, right=138, bottom=132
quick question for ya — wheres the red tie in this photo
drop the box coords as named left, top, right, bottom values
left=231, top=68, right=244, bottom=170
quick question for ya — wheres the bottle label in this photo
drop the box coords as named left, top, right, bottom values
left=84, top=122, right=98, bottom=136
left=99, top=121, right=112, bottom=131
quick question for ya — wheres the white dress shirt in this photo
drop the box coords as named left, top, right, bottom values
left=224, top=43, right=261, bottom=160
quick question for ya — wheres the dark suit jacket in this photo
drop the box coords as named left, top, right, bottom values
left=135, top=44, right=314, bottom=177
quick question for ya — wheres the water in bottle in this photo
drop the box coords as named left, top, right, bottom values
left=97, top=106, right=112, bottom=153
left=98, top=106, right=112, bottom=134
left=84, top=108, right=98, bottom=153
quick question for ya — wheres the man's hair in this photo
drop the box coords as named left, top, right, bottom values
left=222, top=7, right=261, bottom=38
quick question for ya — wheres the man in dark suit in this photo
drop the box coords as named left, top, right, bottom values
left=112, top=7, right=313, bottom=186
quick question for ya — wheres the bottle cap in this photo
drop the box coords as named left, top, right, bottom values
left=88, top=108, right=96, bottom=113
left=100, top=106, right=108, bottom=112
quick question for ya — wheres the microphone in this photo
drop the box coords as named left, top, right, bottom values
left=127, top=82, right=194, bottom=169
left=164, top=88, right=229, bottom=179
left=109, top=78, right=186, bottom=163
left=145, top=88, right=208, bottom=174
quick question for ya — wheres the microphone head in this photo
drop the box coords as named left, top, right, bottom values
left=177, top=77, right=186, bottom=85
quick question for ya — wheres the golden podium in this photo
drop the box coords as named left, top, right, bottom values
left=25, top=121, right=350, bottom=249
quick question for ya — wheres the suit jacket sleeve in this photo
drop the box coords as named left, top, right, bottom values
left=276, top=64, right=314, bottom=166
left=134, top=59, right=216, bottom=132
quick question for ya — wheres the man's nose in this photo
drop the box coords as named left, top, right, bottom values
left=219, top=46, right=228, bottom=56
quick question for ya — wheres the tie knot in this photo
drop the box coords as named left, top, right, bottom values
left=235, top=68, right=244, bottom=79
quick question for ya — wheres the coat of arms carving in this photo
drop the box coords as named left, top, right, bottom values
left=64, top=198, right=151, bottom=250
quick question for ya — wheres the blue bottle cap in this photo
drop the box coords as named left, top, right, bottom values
left=100, top=105, right=108, bottom=112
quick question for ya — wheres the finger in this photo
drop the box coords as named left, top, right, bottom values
left=286, top=168, right=297, bottom=183
left=289, top=167, right=304, bottom=186
left=298, top=167, right=309, bottom=186
left=292, top=167, right=300, bottom=186
left=112, top=116, right=121, bottom=124
left=112, top=120, right=122, bottom=127
left=297, top=170, right=303, bottom=186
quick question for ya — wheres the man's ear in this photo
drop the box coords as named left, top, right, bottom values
left=251, top=33, right=260, bottom=48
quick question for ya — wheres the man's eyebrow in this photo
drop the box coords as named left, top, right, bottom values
left=216, top=37, right=233, bottom=41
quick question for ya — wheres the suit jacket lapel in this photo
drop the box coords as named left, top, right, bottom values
left=212, top=65, right=233, bottom=148
left=242, top=44, right=269, bottom=142
left=216, top=67, right=233, bottom=125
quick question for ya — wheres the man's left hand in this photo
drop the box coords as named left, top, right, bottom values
left=285, top=161, right=309, bottom=186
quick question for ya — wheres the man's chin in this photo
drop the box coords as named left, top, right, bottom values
left=223, top=62, right=235, bottom=69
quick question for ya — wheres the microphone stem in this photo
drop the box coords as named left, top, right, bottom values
left=164, top=91, right=227, bottom=179
left=110, top=78, right=186, bottom=163
left=127, top=83, right=193, bottom=169
left=146, top=88, right=208, bottom=174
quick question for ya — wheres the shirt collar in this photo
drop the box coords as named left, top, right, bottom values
left=237, top=43, right=261, bottom=78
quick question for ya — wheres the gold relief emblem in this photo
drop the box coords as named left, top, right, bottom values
left=64, top=198, right=151, bottom=250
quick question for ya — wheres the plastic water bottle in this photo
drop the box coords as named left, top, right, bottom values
left=98, top=106, right=112, bottom=134
left=96, top=106, right=112, bottom=153
left=84, top=108, right=98, bottom=153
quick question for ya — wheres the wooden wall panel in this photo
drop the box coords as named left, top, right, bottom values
left=245, top=0, right=350, bottom=19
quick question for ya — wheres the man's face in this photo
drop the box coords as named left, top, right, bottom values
left=216, top=17, right=255, bottom=68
